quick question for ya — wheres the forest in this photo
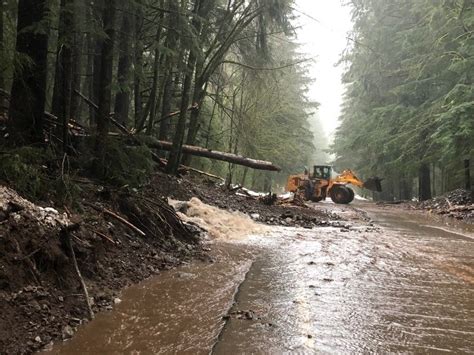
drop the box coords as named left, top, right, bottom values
left=0, top=1, right=473, bottom=352
left=0, top=0, right=321, bottom=199
left=332, top=0, right=473, bottom=201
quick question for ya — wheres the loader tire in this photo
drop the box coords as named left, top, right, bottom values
left=330, top=186, right=351, bottom=204
left=311, top=195, right=325, bottom=202
left=346, top=187, right=355, bottom=203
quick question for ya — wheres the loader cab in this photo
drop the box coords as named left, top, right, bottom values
left=313, top=165, right=332, bottom=180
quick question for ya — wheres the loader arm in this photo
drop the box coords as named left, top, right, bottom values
left=332, top=170, right=365, bottom=188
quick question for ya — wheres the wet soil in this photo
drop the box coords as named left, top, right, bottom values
left=0, top=171, right=336, bottom=354
left=46, top=200, right=474, bottom=354
left=377, top=188, right=473, bottom=224
left=148, top=171, right=341, bottom=228
left=0, top=185, right=202, bottom=354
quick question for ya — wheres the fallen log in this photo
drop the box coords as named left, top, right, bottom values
left=147, top=139, right=281, bottom=172
left=83, top=202, right=147, bottom=237
left=73, top=89, right=280, bottom=172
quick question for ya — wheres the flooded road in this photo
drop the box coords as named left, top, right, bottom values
left=48, top=202, right=474, bottom=354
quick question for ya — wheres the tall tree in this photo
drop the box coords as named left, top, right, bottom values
left=113, top=0, right=134, bottom=127
left=8, top=0, right=49, bottom=144
left=94, top=0, right=116, bottom=173
left=51, top=0, right=74, bottom=152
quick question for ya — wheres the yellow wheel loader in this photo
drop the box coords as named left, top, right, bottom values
left=285, top=165, right=382, bottom=204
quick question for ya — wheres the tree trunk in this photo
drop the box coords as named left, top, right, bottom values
left=85, top=2, right=95, bottom=126
left=148, top=140, right=281, bottom=171
left=158, top=0, right=180, bottom=141
left=94, top=0, right=116, bottom=174
left=70, top=0, right=86, bottom=122
left=182, top=78, right=206, bottom=164
left=52, top=0, right=74, bottom=152
left=182, top=0, right=212, bottom=164
left=418, top=163, right=432, bottom=201
left=91, top=0, right=104, bottom=126
left=166, top=51, right=196, bottom=174
left=8, top=0, right=49, bottom=144
left=137, top=15, right=164, bottom=133
left=0, top=0, right=6, bottom=117
left=133, top=4, right=144, bottom=127
left=465, top=159, right=471, bottom=191
left=0, top=0, right=4, bottom=91
left=113, top=2, right=133, bottom=127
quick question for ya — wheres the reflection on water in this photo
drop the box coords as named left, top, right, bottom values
left=48, top=203, right=474, bottom=354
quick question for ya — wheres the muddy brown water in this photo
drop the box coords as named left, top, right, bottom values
left=46, top=201, right=474, bottom=354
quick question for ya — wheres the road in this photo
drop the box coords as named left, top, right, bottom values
left=47, top=201, right=474, bottom=354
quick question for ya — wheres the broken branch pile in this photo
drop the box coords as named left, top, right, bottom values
left=418, top=188, right=473, bottom=222
left=0, top=185, right=202, bottom=353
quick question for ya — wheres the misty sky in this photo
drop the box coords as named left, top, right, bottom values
left=294, top=0, right=353, bottom=138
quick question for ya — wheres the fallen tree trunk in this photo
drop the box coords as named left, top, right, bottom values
left=147, top=139, right=281, bottom=172
left=72, top=90, right=281, bottom=172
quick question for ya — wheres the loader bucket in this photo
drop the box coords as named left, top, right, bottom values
left=363, top=177, right=383, bottom=192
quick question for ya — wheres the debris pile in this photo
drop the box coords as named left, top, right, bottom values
left=0, top=185, right=202, bottom=354
left=418, top=189, right=473, bottom=222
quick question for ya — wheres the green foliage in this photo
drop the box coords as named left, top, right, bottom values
left=332, top=0, right=474, bottom=198
left=0, top=147, right=53, bottom=199
left=101, top=141, right=156, bottom=187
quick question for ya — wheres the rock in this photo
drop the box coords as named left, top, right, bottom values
left=34, top=336, right=41, bottom=343
left=285, top=217, right=293, bottom=224
left=62, top=325, right=74, bottom=339
left=250, top=213, right=260, bottom=220
left=113, top=298, right=122, bottom=305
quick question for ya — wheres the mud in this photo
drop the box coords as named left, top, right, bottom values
left=417, top=188, right=473, bottom=222
left=0, top=186, right=202, bottom=354
left=1, top=171, right=335, bottom=354
left=46, top=201, right=474, bottom=354
left=149, top=171, right=341, bottom=228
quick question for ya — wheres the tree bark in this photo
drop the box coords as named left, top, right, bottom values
left=0, top=0, right=4, bottom=92
left=70, top=0, right=86, bottom=123
left=8, top=0, right=49, bottom=144
left=52, top=0, right=74, bottom=152
left=166, top=51, right=196, bottom=174
left=133, top=3, right=144, bottom=127
left=91, top=0, right=104, bottom=126
left=113, top=1, right=133, bottom=127
left=149, top=139, right=281, bottom=172
left=136, top=14, right=164, bottom=133
left=465, top=159, right=471, bottom=191
left=0, top=0, right=6, bottom=117
left=158, top=0, right=180, bottom=141
left=94, top=0, right=116, bottom=174
left=418, top=163, right=432, bottom=201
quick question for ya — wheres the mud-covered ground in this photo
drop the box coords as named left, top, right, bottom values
left=2, top=169, right=471, bottom=354
left=45, top=199, right=474, bottom=354
left=149, top=171, right=342, bottom=228
left=377, top=188, right=473, bottom=224
left=0, top=171, right=338, bottom=354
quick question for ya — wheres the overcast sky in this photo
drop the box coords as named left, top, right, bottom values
left=294, top=0, right=353, bottom=138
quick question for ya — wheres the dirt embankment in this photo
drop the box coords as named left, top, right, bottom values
left=0, top=171, right=337, bottom=354
left=149, top=172, right=342, bottom=228
left=0, top=184, right=202, bottom=354
left=417, top=189, right=473, bottom=222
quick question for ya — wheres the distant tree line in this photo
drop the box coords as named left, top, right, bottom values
left=0, top=0, right=321, bottom=190
left=333, top=0, right=473, bottom=200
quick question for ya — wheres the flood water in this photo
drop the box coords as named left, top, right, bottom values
left=48, top=202, right=474, bottom=354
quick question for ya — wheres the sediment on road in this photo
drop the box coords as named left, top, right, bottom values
left=417, top=189, right=473, bottom=222
left=0, top=170, right=337, bottom=354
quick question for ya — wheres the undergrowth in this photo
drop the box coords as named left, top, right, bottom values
left=0, top=139, right=156, bottom=203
